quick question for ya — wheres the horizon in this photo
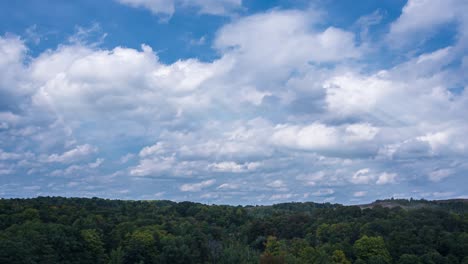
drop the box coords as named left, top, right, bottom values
left=3, top=195, right=467, bottom=207
left=1, top=0, right=467, bottom=204
left=2, top=194, right=468, bottom=208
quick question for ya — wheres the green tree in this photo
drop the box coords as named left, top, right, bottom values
left=354, top=236, right=392, bottom=264
left=331, top=250, right=351, bottom=264
left=298, top=246, right=317, bottom=264
left=123, top=229, right=159, bottom=264
left=420, top=251, right=449, bottom=264
left=81, top=229, right=107, bottom=263
left=220, top=241, right=258, bottom=264
left=260, top=236, right=286, bottom=264
left=398, top=254, right=421, bottom=264
left=108, top=247, right=124, bottom=264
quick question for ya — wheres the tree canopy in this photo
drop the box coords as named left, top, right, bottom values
left=0, top=197, right=466, bottom=263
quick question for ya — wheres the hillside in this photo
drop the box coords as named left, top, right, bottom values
left=358, top=198, right=468, bottom=212
left=0, top=197, right=467, bottom=263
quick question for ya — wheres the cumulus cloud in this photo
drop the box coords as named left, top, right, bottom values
left=50, top=158, right=103, bottom=177
left=387, top=0, right=466, bottom=47
left=350, top=169, right=375, bottom=185
left=117, top=0, right=242, bottom=17
left=217, top=183, right=240, bottom=190
left=180, top=0, right=242, bottom=15
left=208, top=161, right=260, bottom=173
left=353, top=191, right=367, bottom=197
left=130, top=155, right=177, bottom=176
left=88, top=158, right=104, bottom=169
left=376, top=172, right=397, bottom=185
left=1, top=2, right=467, bottom=203
left=29, top=43, right=225, bottom=147
left=271, top=122, right=379, bottom=154
left=296, top=171, right=327, bottom=187
left=267, top=180, right=286, bottom=189
left=214, top=10, right=360, bottom=70
left=180, top=179, right=215, bottom=192
left=312, top=188, right=334, bottom=196
left=417, top=132, right=451, bottom=155
left=323, top=73, right=397, bottom=117
left=45, top=144, right=97, bottom=163
left=116, top=0, right=175, bottom=16
left=0, top=36, right=30, bottom=110
left=269, top=193, right=294, bottom=201
left=428, top=169, right=453, bottom=182
left=271, top=123, right=339, bottom=150
left=345, top=123, right=380, bottom=142
left=0, top=149, right=23, bottom=160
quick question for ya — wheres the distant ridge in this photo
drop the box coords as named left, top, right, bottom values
left=358, top=198, right=468, bottom=212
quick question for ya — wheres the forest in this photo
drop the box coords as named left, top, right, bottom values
left=0, top=197, right=467, bottom=264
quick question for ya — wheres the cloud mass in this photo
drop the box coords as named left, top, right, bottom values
left=0, top=0, right=467, bottom=204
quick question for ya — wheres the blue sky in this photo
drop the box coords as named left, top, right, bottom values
left=0, top=0, right=467, bottom=205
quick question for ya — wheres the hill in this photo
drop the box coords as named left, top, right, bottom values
left=358, top=198, right=468, bottom=212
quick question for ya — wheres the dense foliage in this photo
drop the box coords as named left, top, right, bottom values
left=0, top=197, right=467, bottom=264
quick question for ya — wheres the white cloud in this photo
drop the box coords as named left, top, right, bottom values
left=130, top=156, right=176, bottom=176
left=0, top=36, right=29, bottom=101
left=417, top=132, right=450, bottom=155
left=0, top=35, right=26, bottom=64
left=388, top=0, right=464, bottom=46
left=0, top=112, right=20, bottom=125
left=200, top=192, right=219, bottom=199
left=356, top=10, right=383, bottom=40
left=116, top=0, right=175, bottom=16
left=376, top=172, right=397, bottom=185
left=49, top=158, right=103, bottom=177
left=130, top=154, right=213, bottom=177
left=312, top=188, right=334, bottom=196
left=296, top=171, right=326, bottom=186
left=215, top=10, right=360, bottom=71
left=208, top=161, right=260, bottom=173
left=180, top=179, right=215, bottom=192
left=180, top=0, right=242, bottom=15
left=0, top=169, right=13, bottom=175
left=267, top=179, right=286, bottom=189
left=323, top=73, right=397, bottom=117
left=33, top=44, right=217, bottom=107
left=154, top=191, right=165, bottom=197
left=271, top=122, right=379, bottom=152
left=269, top=193, right=294, bottom=200
left=117, top=0, right=242, bottom=17
left=30, top=44, right=224, bottom=143
left=119, top=153, right=135, bottom=164
left=134, top=119, right=273, bottom=163
left=428, top=169, right=453, bottom=182
left=271, top=123, right=339, bottom=150
left=1, top=2, right=468, bottom=203
left=88, top=158, right=104, bottom=168
left=68, top=23, right=107, bottom=46
left=23, top=185, right=41, bottom=191
left=379, top=139, right=431, bottom=160
left=217, top=183, right=240, bottom=190
left=353, top=191, right=367, bottom=197
left=0, top=149, right=22, bottom=160
left=350, top=168, right=375, bottom=184
left=46, top=144, right=97, bottom=163
left=345, top=123, right=380, bottom=142
left=139, top=142, right=166, bottom=157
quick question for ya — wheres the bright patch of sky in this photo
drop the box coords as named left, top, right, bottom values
left=0, top=0, right=467, bottom=204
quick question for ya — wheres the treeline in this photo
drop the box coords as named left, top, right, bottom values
left=0, top=197, right=467, bottom=263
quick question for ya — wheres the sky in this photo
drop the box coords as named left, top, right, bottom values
left=0, top=0, right=467, bottom=205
